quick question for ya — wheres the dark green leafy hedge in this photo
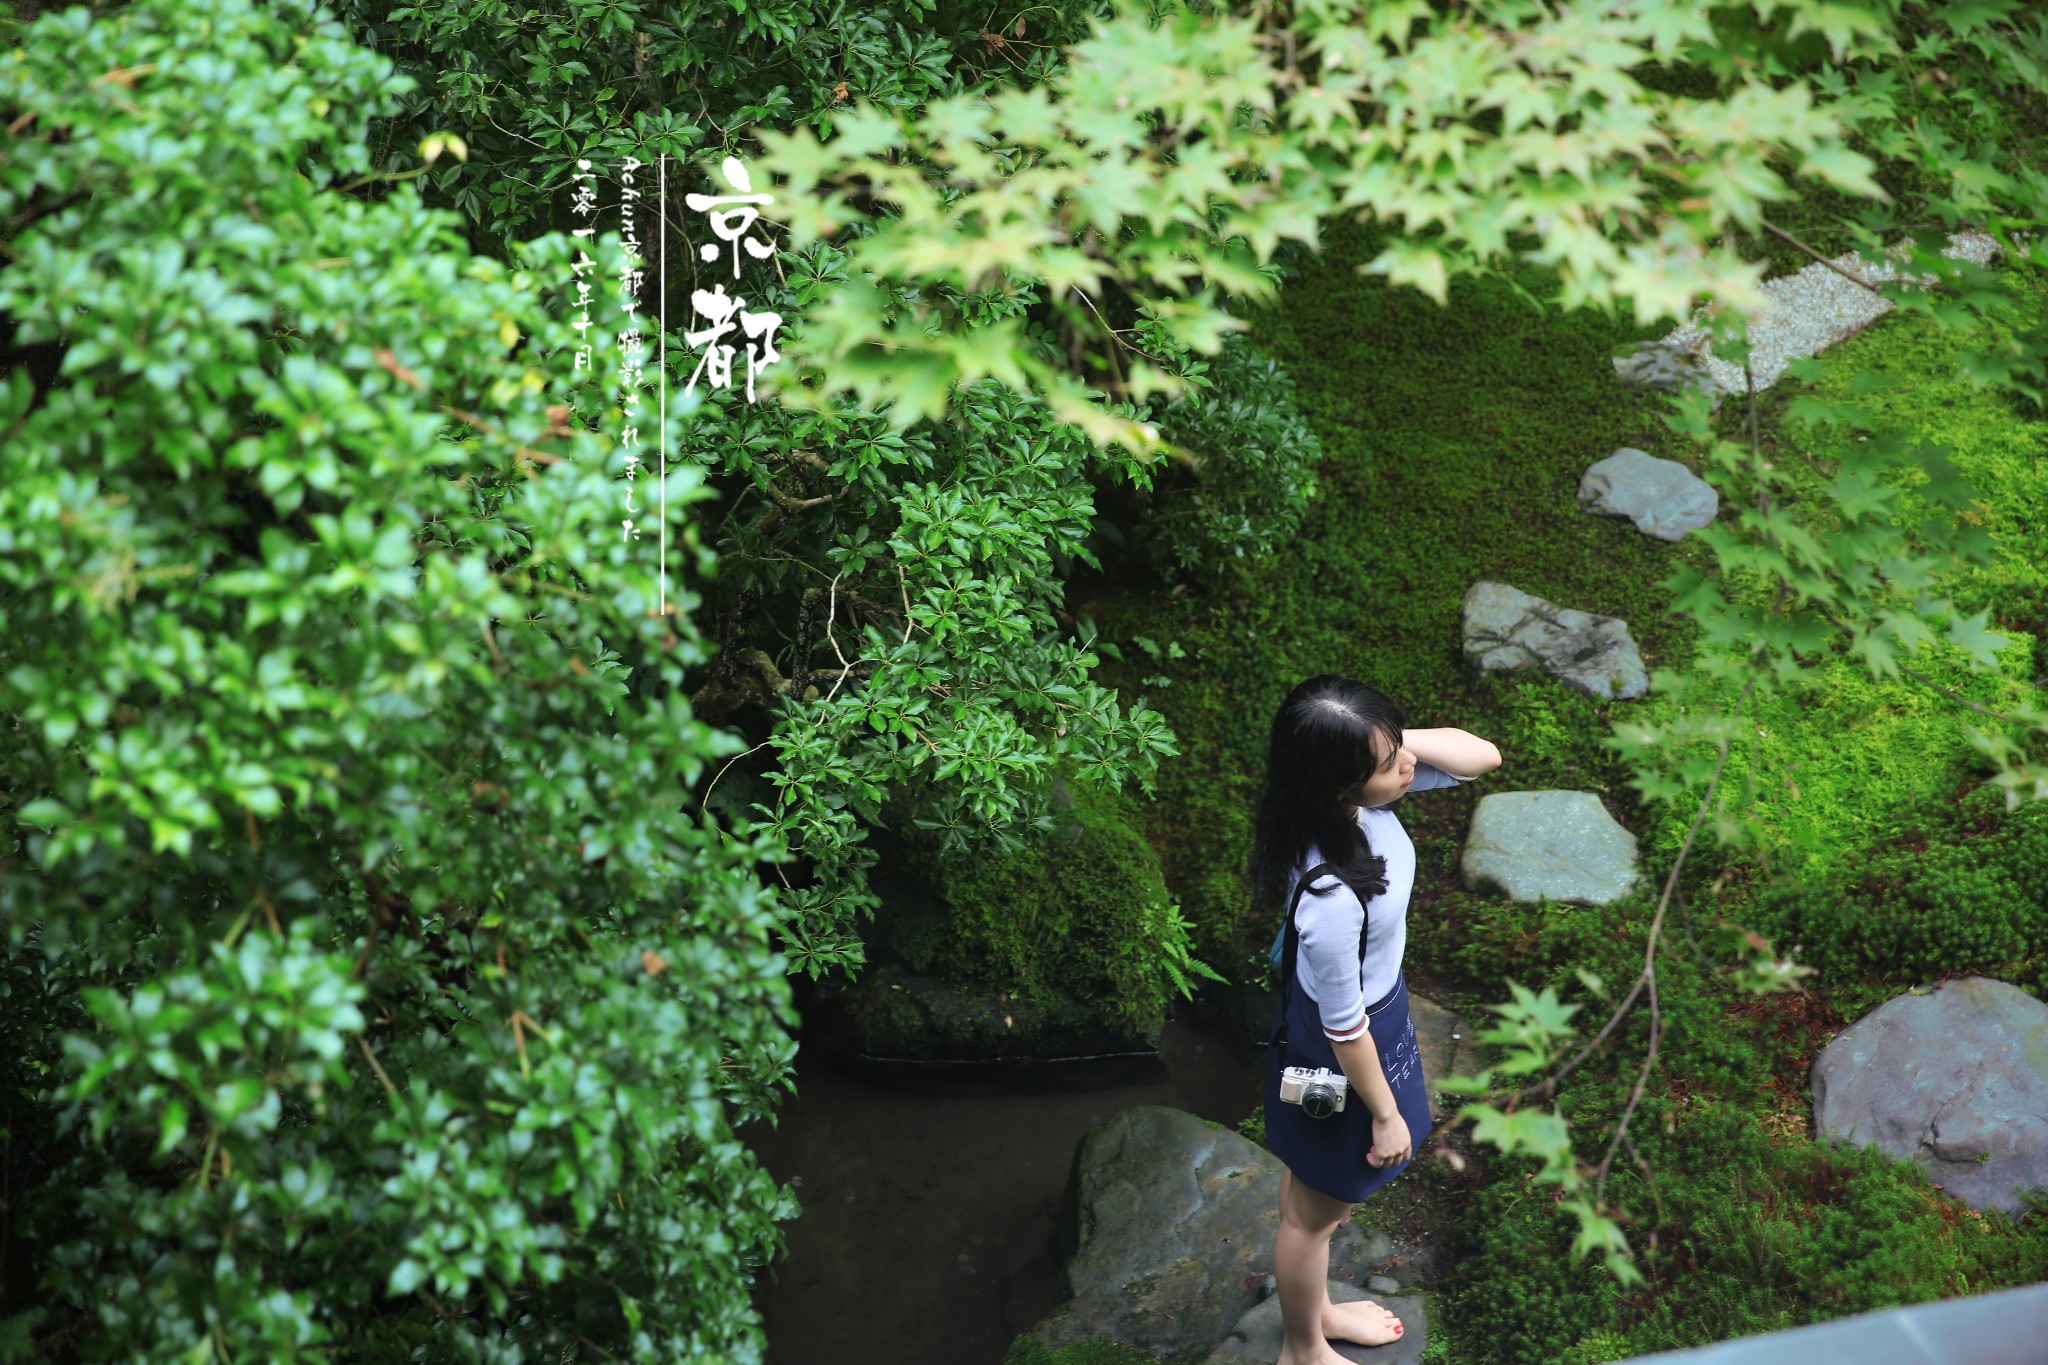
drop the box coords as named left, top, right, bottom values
left=0, top=1, right=794, bottom=1358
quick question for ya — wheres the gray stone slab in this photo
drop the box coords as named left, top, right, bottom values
left=1580, top=446, right=1719, bottom=542
left=1461, top=580, right=1649, bottom=701
left=1612, top=336, right=1723, bottom=415
left=1407, top=990, right=1464, bottom=1123
left=1460, top=790, right=1641, bottom=906
left=1811, top=976, right=2048, bottom=1218
left=1201, top=1280, right=1427, bottom=1364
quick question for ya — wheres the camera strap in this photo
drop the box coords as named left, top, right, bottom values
left=1270, top=860, right=1367, bottom=1061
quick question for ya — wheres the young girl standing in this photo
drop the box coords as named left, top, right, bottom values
left=1250, top=675, right=1501, bottom=1364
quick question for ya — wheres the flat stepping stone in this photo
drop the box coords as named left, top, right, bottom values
left=1579, top=447, right=1719, bottom=542
left=1612, top=336, right=1723, bottom=413
left=1460, top=580, right=1649, bottom=701
left=1202, top=1280, right=1429, bottom=1364
left=1655, top=230, right=2002, bottom=397
left=1812, top=975, right=2048, bottom=1218
left=1407, top=990, right=1468, bottom=1124
left=1460, top=791, right=1641, bottom=906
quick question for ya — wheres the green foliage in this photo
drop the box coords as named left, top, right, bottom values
left=311, top=0, right=1188, bottom=1004
left=335, top=0, right=2048, bottom=1134
left=0, top=1, right=797, bottom=1358
left=1086, top=0, right=2048, bottom=1291
left=326, top=0, right=1000, bottom=258
left=1741, top=780, right=2048, bottom=1017
left=1442, top=1085, right=2048, bottom=1360
left=1002, top=1333, right=1157, bottom=1365
left=1092, top=210, right=1701, bottom=982
left=752, top=0, right=1924, bottom=449
left=1444, top=1145, right=1631, bottom=1362
left=892, top=764, right=1221, bottom=1038
left=10, top=0, right=2048, bottom=1355
left=1420, top=900, right=2048, bottom=1359
left=1133, top=320, right=1325, bottom=581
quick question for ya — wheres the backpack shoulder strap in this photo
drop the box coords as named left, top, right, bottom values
left=1274, top=861, right=1367, bottom=1053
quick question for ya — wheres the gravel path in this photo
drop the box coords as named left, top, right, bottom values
left=1659, top=230, right=2006, bottom=396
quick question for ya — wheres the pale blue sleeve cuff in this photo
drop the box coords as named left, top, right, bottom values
left=1406, top=759, right=1473, bottom=791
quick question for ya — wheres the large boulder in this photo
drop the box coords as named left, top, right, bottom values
left=1026, top=1106, right=1397, bottom=1360
left=1460, top=791, right=1641, bottom=906
left=1811, top=975, right=2048, bottom=1218
left=1460, top=581, right=1649, bottom=701
left=1579, top=447, right=1719, bottom=542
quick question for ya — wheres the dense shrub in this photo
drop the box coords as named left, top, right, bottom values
left=0, top=2, right=793, bottom=1357
left=1131, top=318, right=1326, bottom=582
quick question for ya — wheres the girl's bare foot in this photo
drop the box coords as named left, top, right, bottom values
left=1322, top=1298, right=1405, bottom=1346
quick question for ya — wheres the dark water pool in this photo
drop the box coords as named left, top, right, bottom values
left=736, top=1002, right=1271, bottom=1365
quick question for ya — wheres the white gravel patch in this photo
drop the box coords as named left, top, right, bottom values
left=1659, top=230, right=2007, bottom=396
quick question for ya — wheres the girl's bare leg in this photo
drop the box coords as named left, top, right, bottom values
left=1274, top=1166, right=1403, bottom=1363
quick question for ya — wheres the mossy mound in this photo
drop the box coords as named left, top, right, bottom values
left=832, top=758, right=1196, bottom=1060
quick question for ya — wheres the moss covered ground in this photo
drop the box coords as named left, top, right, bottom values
left=1063, top=186, right=2048, bottom=1365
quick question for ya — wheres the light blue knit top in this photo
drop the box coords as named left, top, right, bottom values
left=1291, top=760, right=1471, bottom=1041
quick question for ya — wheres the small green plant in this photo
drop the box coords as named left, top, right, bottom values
left=1131, top=326, right=1327, bottom=581
left=1154, top=899, right=1229, bottom=1000
left=1417, top=1297, right=1452, bottom=1363
left=1560, top=1329, right=1636, bottom=1365
left=1003, top=1334, right=1158, bottom=1365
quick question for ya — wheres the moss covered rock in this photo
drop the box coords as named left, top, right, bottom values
left=824, top=760, right=1212, bottom=1060
left=805, top=958, right=1161, bottom=1064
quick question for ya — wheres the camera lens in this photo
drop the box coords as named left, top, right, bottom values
left=1303, top=1089, right=1333, bottom=1120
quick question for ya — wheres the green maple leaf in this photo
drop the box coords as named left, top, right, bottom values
left=1070, top=159, right=1150, bottom=240
left=1786, top=0, right=1901, bottom=62
left=1827, top=464, right=1900, bottom=524
left=1785, top=394, right=1860, bottom=432
left=1877, top=607, right=1938, bottom=658
left=1947, top=607, right=2011, bottom=670
left=1364, top=240, right=1448, bottom=305
left=828, top=103, right=912, bottom=162
left=1800, top=143, right=1890, bottom=202
left=1938, top=0, right=2024, bottom=38
left=987, top=84, right=1062, bottom=146
left=1858, top=624, right=1900, bottom=680
left=1628, top=2, right=1718, bottom=62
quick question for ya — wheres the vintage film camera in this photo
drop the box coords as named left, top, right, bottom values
left=1278, top=1065, right=1348, bottom=1119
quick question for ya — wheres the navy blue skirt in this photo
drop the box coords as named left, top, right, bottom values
left=1263, top=968, right=1433, bottom=1204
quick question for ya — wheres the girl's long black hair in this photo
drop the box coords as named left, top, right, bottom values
left=1249, top=674, right=1406, bottom=922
